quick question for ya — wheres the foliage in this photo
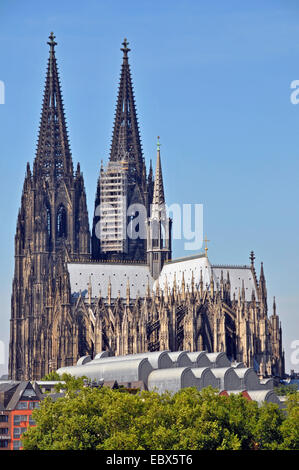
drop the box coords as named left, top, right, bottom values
left=278, top=392, right=299, bottom=450
left=40, top=371, right=89, bottom=393
left=274, top=383, right=298, bottom=396
left=40, top=371, right=61, bottom=381
left=22, top=385, right=299, bottom=451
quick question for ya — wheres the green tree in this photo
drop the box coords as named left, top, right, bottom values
left=40, top=371, right=61, bottom=381
left=274, top=384, right=298, bottom=396
left=279, top=392, right=299, bottom=450
left=22, top=385, right=290, bottom=451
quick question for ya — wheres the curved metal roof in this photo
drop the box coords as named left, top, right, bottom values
left=88, top=351, right=172, bottom=369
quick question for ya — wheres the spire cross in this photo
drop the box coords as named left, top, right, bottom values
left=47, top=32, right=57, bottom=50
left=203, top=235, right=210, bottom=257
left=121, top=38, right=130, bottom=58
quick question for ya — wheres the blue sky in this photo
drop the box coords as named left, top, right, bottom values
left=0, top=0, right=298, bottom=375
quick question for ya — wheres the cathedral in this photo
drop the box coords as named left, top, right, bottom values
left=8, top=34, right=284, bottom=381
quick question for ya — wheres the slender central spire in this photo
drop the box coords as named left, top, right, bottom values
left=33, top=32, right=73, bottom=182
left=109, top=38, right=144, bottom=184
left=152, top=136, right=165, bottom=207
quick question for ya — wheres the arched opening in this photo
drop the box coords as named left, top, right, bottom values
left=77, top=313, right=90, bottom=358
left=56, top=204, right=67, bottom=238
left=46, top=206, right=51, bottom=238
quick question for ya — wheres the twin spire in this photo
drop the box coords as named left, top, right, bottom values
left=34, top=32, right=73, bottom=182
left=34, top=33, right=165, bottom=205
left=110, top=38, right=145, bottom=184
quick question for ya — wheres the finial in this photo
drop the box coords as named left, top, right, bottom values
left=47, top=32, right=57, bottom=50
left=250, top=250, right=255, bottom=266
left=260, top=261, right=265, bottom=278
left=273, top=296, right=276, bottom=315
left=121, top=38, right=130, bottom=58
left=203, top=235, right=210, bottom=257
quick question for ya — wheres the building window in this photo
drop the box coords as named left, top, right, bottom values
left=0, top=427, right=8, bottom=435
left=29, top=416, right=35, bottom=426
left=22, top=389, right=37, bottom=398
left=13, top=440, right=22, bottom=450
left=16, top=401, right=28, bottom=410
left=29, top=401, right=40, bottom=410
left=57, top=205, right=67, bottom=238
left=13, top=427, right=27, bottom=439
left=14, top=415, right=28, bottom=425
left=0, top=415, right=8, bottom=422
left=0, top=440, right=8, bottom=448
left=46, top=206, right=51, bottom=237
left=13, top=428, right=21, bottom=438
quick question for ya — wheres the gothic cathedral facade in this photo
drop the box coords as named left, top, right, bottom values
left=9, top=34, right=284, bottom=381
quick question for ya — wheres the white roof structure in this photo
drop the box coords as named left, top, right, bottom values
left=87, top=351, right=173, bottom=370
left=205, top=353, right=231, bottom=368
left=234, top=368, right=262, bottom=390
left=67, top=262, right=154, bottom=299
left=94, top=351, right=110, bottom=360
left=153, top=253, right=258, bottom=302
left=186, top=352, right=212, bottom=368
left=76, top=355, right=92, bottom=366
left=259, top=378, right=275, bottom=390
left=148, top=367, right=197, bottom=394
left=57, top=358, right=153, bottom=386
left=54, top=350, right=282, bottom=406
left=191, top=367, right=219, bottom=390
left=167, top=351, right=193, bottom=367
left=155, top=254, right=211, bottom=292
left=212, top=265, right=257, bottom=302
left=68, top=254, right=257, bottom=303
left=210, top=367, right=241, bottom=390
left=244, top=390, right=282, bottom=407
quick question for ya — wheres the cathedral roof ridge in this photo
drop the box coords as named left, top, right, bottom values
left=68, top=258, right=148, bottom=266
left=212, top=264, right=250, bottom=269
left=165, top=253, right=207, bottom=264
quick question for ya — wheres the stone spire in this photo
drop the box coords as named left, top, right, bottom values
left=152, top=137, right=165, bottom=207
left=109, top=38, right=145, bottom=184
left=33, top=33, right=73, bottom=182
left=259, top=262, right=267, bottom=311
left=273, top=296, right=276, bottom=316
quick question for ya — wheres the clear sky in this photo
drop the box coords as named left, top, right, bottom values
left=0, top=0, right=298, bottom=376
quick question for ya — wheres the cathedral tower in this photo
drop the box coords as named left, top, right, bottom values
left=9, top=34, right=90, bottom=380
left=92, top=39, right=153, bottom=261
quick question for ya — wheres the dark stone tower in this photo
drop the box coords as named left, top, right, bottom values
left=92, top=39, right=153, bottom=261
left=9, top=33, right=90, bottom=380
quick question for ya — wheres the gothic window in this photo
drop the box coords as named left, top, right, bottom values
left=151, top=219, right=159, bottom=240
left=78, top=313, right=89, bottom=357
left=46, top=207, right=51, bottom=237
left=56, top=205, right=67, bottom=238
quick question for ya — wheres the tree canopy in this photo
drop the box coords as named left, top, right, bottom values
left=22, top=379, right=299, bottom=451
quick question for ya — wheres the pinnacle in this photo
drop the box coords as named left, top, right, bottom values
left=152, top=140, right=165, bottom=207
